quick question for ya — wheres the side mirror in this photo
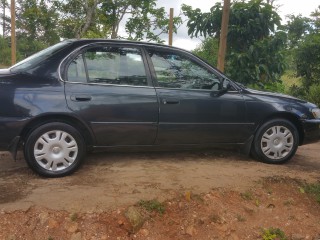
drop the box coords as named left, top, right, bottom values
left=211, top=80, right=231, bottom=97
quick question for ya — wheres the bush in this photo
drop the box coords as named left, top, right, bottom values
left=138, top=199, right=165, bottom=214
left=306, top=84, right=320, bottom=107
left=261, top=227, right=287, bottom=240
left=248, top=81, right=286, bottom=93
left=286, top=84, right=307, bottom=99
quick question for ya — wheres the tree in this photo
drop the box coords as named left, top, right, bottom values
left=13, top=0, right=60, bottom=59
left=283, top=14, right=312, bottom=47
left=0, top=36, right=11, bottom=65
left=310, top=6, right=320, bottom=32
left=16, top=0, right=60, bottom=45
left=192, top=37, right=219, bottom=67
left=283, top=6, right=320, bottom=103
left=101, top=0, right=182, bottom=42
left=1, top=0, right=4, bottom=36
left=284, top=6, right=320, bottom=86
left=182, top=0, right=286, bottom=85
left=0, top=0, right=10, bottom=37
left=289, top=33, right=320, bottom=104
left=295, top=33, right=320, bottom=88
left=2, top=0, right=182, bottom=64
left=281, top=14, right=312, bottom=72
left=57, top=0, right=182, bottom=42
left=58, top=0, right=103, bottom=39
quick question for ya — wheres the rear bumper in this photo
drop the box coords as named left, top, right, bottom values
left=0, top=117, right=29, bottom=151
left=302, top=119, right=320, bottom=145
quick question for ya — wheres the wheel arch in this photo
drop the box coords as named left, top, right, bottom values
left=20, top=114, right=95, bottom=148
left=255, top=112, right=304, bottom=146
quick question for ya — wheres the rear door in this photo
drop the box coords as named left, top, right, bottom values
left=63, top=44, right=158, bottom=146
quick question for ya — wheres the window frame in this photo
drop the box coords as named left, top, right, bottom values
left=62, top=43, right=154, bottom=87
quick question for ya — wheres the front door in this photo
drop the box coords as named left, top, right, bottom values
left=146, top=47, right=251, bottom=145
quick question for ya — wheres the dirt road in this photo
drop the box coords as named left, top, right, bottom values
left=1, top=143, right=319, bottom=212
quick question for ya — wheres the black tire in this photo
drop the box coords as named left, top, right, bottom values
left=24, top=122, right=86, bottom=177
left=251, top=119, right=299, bottom=164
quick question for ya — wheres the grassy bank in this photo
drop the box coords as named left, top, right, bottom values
left=281, top=70, right=302, bottom=91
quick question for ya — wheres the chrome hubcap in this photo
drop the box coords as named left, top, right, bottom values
left=261, top=126, right=294, bottom=160
left=34, top=130, right=78, bottom=172
left=52, top=147, right=61, bottom=154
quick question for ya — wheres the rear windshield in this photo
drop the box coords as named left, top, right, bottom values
left=10, top=40, right=73, bottom=72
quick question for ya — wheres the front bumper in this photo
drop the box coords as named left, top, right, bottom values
left=302, top=119, right=320, bottom=145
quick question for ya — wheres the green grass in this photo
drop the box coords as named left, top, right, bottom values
left=70, top=212, right=78, bottom=222
left=240, top=191, right=254, bottom=201
left=261, top=227, right=287, bottom=240
left=209, top=213, right=222, bottom=223
left=236, top=214, right=246, bottom=222
left=138, top=199, right=166, bottom=214
left=303, top=182, right=320, bottom=204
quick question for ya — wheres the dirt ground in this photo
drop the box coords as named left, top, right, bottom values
left=0, top=143, right=320, bottom=239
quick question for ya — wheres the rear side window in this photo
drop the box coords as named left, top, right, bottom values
left=11, top=40, right=73, bottom=72
left=148, top=49, right=221, bottom=90
left=67, top=46, right=148, bottom=86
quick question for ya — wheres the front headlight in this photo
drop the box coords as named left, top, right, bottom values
left=311, top=108, right=320, bottom=119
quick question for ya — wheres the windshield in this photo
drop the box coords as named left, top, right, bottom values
left=10, top=40, right=73, bottom=72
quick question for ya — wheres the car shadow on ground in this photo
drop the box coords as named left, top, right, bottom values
left=1, top=146, right=320, bottom=178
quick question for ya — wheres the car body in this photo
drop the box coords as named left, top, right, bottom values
left=0, top=39, right=319, bottom=177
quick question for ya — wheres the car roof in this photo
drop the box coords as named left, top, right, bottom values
left=65, top=38, right=191, bottom=53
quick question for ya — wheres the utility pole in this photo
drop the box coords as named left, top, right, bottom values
left=217, top=0, right=230, bottom=72
left=168, top=8, right=174, bottom=46
left=10, top=0, right=15, bottom=65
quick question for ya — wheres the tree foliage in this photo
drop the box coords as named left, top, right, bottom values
left=0, top=36, right=12, bottom=65
left=310, top=6, right=320, bottom=32
left=58, top=0, right=103, bottom=39
left=16, top=0, right=60, bottom=45
left=101, top=0, right=182, bottom=42
left=0, top=0, right=182, bottom=66
left=0, top=0, right=10, bottom=37
left=183, top=0, right=286, bottom=85
left=283, top=15, right=312, bottom=47
left=282, top=5, right=320, bottom=105
left=56, top=0, right=182, bottom=42
left=192, top=37, right=219, bottom=67
left=294, top=32, right=320, bottom=91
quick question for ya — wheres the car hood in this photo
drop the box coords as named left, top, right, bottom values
left=244, top=88, right=307, bottom=103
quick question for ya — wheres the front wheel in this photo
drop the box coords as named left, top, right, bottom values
left=24, top=122, right=86, bottom=177
left=252, top=119, right=299, bottom=164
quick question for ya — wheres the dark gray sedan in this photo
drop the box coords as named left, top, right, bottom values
left=0, top=39, right=319, bottom=177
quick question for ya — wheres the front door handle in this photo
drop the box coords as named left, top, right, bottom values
left=71, top=95, right=92, bottom=102
left=162, top=98, right=180, bottom=104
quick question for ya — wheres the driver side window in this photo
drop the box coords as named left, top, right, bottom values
left=148, top=49, right=220, bottom=90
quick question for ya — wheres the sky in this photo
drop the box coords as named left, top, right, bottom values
left=150, top=0, right=320, bottom=50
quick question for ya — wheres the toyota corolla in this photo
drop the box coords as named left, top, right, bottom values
left=0, top=39, right=319, bottom=177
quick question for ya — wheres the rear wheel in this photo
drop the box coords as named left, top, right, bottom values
left=252, top=119, right=299, bottom=164
left=24, top=122, right=86, bottom=177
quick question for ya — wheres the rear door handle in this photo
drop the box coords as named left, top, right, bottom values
left=162, top=98, right=180, bottom=104
left=71, top=95, right=92, bottom=102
